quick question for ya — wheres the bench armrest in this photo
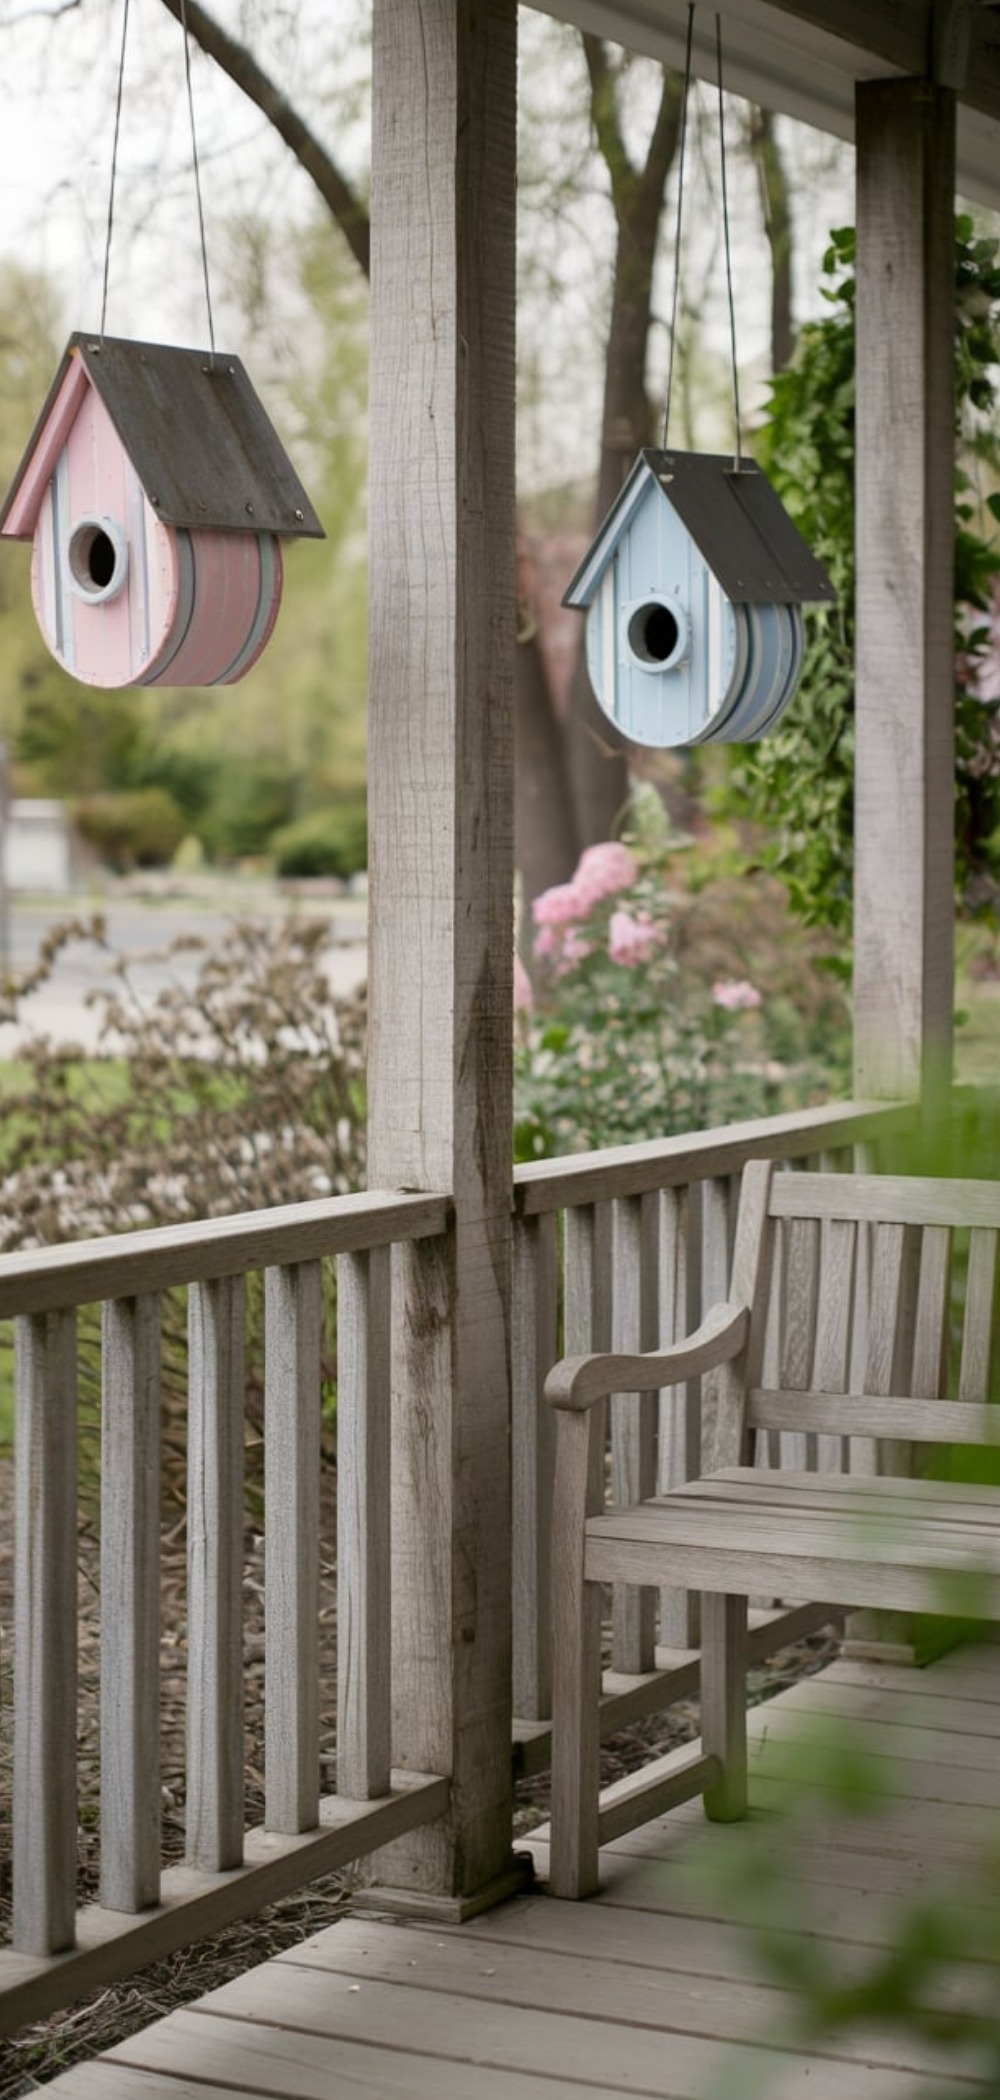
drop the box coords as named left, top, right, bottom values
left=544, top=1301, right=750, bottom=1413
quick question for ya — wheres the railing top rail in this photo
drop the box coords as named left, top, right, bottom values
left=0, top=1188, right=453, bottom=1319
left=513, top=1099, right=916, bottom=1216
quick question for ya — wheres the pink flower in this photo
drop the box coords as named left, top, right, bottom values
left=513, top=954, right=533, bottom=1012
left=608, top=909, right=661, bottom=966
left=554, top=928, right=593, bottom=975
left=573, top=841, right=638, bottom=907
left=532, top=880, right=586, bottom=928
left=712, top=978, right=763, bottom=1012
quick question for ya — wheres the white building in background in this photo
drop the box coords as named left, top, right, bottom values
left=3, top=800, right=73, bottom=892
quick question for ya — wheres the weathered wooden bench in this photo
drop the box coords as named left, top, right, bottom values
left=546, top=1161, right=1000, bottom=1897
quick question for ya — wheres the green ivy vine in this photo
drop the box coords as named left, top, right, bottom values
left=722, top=218, right=1000, bottom=946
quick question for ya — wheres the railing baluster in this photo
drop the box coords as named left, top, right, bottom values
left=336, top=1246, right=392, bottom=1799
left=100, top=1294, right=161, bottom=1911
left=187, top=1276, right=245, bottom=1871
left=13, top=1309, right=78, bottom=1954
left=610, top=1196, right=656, bottom=1673
left=512, top=1211, right=557, bottom=1722
left=265, top=1261, right=322, bottom=1832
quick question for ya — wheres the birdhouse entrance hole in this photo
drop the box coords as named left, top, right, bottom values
left=68, top=517, right=128, bottom=603
left=627, top=598, right=686, bottom=671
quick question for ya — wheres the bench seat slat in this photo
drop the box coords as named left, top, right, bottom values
left=587, top=1501, right=1000, bottom=1563
left=709, top=1465, right=1000, bottom=1506
left=669, top=1469, right=1000, bottom=1524
left=583, top=1536, right=1000, bottom=1619
left=584, top=1472, right=1000, bottom=1621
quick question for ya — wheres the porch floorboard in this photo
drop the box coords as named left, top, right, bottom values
left=41, top=1643, right=1000, bottom=2099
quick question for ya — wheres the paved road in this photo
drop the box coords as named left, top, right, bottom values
left=0, top=893, right=368, bottom=1053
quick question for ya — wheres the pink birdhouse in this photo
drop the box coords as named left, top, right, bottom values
left=0, top=334, right=324, bottom=689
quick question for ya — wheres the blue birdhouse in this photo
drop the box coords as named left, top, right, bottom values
left=563, top=449, right=835, bottom=749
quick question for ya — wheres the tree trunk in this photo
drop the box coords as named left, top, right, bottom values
left=515, top=626, right=580, bottom=945
left=564, top=45, right=684, bottom=850
left=747, top=106, right=794, bottom=373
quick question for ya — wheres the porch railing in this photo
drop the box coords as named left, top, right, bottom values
left=0, top=1097, right=915, bottom=2031
left=0, top=1189, right=452, bottom=2033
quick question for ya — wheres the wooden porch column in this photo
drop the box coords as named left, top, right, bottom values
left=366, top=0, right=520, bottom=1909
left=853, top=79, right=956, bottom=1105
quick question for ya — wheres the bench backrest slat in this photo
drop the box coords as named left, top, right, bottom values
left=768, top=1172, right=1000, bottom=1230
left=864, top=1221, right=908, bottom=1397
left=961, top=1228, right=999, bottom=1404
left=740, top=1170, right=1000, bottom=1455
left=748, top=1388, right=998, bottom=1447
left=811, top=1215, right=856, bottom=1392
left=911, top=1225, right=952, bottom=1400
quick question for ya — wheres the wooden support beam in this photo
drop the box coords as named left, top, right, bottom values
left=853, top=78, right=956, bottom=1105
left=366, top=0, right=518, bottom=1906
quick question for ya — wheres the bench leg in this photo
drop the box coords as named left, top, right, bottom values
left=549, top=1566, right=603, bottom=1899
left=701, top=1591, right=748, bottom=1822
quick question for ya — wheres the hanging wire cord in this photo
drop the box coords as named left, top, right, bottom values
left=661, top=1, right=696, bottom=449
left=100, top=0, right=217, bottom=359
left=715, top=11, right=743, bottom=470
left=180, top=0, right=217, bottom=361
left=99, top=0, right=131, bottom=339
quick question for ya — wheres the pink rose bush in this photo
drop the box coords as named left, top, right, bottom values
left=532, top=841, right=643, bottom=974
left=533, top=881, right=587, bottom=929
left=712, top=978, right=763, bottom=1013
left=517, top=831, right=783, bottom=1159
left=608, top=909, right=661, bottom=967
left=514, top=815, right=843, bottom=1164
left=574, top=841, right=639, bottom=907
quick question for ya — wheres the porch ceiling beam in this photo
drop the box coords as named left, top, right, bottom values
left=534, top=0, right=1000, bottom=208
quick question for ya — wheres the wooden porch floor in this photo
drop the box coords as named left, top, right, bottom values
left=43, top=1644, right=1000, bottom=2100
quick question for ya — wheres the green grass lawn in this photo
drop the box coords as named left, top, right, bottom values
left=956, top=985, right=1000, bottom=1087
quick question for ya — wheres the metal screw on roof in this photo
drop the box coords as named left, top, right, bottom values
left=246, top=503, right=255, bottom=516
left=151, top=495, right=161, bottom=506
left=295, top=509, right=304, bottom=521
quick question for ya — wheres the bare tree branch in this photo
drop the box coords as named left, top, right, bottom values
left=640, top=69, right=683, bottom=227
left=5, top=0, right=80, bottom=19
left=583, top=35, right=633, bottom=209
left=157, top=0, right=370, bottom=279
left=745, top=104, right=794, bottom=371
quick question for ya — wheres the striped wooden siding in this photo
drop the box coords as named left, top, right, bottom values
left=27, top=377, right=283, bottom=690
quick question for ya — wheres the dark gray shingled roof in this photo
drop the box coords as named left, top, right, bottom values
left=563, top=449, right=835, bottom=608
left=0, top=333, right=325, bottom=539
